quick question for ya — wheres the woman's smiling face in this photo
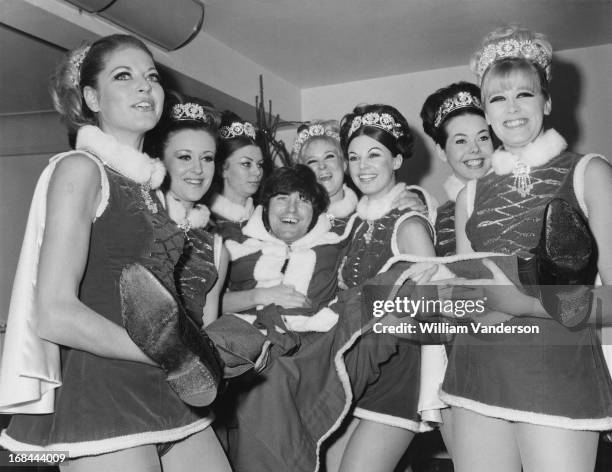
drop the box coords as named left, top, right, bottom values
left=163, top=129, right=216, bottom=205
left=347, top=135, right=401, bottom=199
left=300, top=138, right=346, bottom=201
left=482, top=67, right=551, bottom=154
left=439, top=113, right=493, bottom=181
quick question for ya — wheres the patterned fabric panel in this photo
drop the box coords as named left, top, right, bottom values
left=340, top=209, right=404, bottom=288
left=435, top=200, right=456, bottom=256
left=466, top=152, right=582, bottom=256
left=175, top=228, right=218, bottom=327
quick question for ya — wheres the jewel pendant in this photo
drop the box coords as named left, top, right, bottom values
left=140, top=183, right=158, bottom=213
left=511, top=162, right=533, bottom=197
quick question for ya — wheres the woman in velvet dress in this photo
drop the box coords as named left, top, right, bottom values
left=333, top=104, right=437, bottom=472
left=442, top=25, right=612, bottom=472
left=420, top=82, right=493, bottom=257
left=208, top=111, right=264, bottom=241
left=0, top=36, right=229, bottom=471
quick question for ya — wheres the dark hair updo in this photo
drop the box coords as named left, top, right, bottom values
left=51, top=34, right=154, bottom=132
left=339, top=104, right=414, bottom=160
left=260, top=165, right=330, bottom=233
left=420, top=82, right=485, bottom=147
left=144, top=91, right=220, bottom=159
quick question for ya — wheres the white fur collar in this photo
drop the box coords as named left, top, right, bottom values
left=242, top=205, right=336, bottom=249
left=491, top=129, right=567, bottom=175
left=76, top=125, right=165, bottom=189
left=209, top=193, right=254, bottom=223
left=443, top=174, right=466, bottom=203
left=328, top=185, right=358, bottom=219
left=356, top=183, right=406, bottom=221
left=158, top=189, right=210, bottom=230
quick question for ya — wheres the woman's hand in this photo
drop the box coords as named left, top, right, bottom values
left=438, top=259, right=543, bottom=317
left=255, top=284, right=312, bottom=309
left=223, top=284, right=312, bottom=313
left=392, top=189, right=427, bottom=213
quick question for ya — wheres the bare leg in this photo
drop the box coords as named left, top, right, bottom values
left=325, top=417, right=360, bottom=472
left=338, top=419, right=414, bottom=472
left=161, top=427, right=231, bottom=472
left=439, top=407, right=453, bottom=458
left=452, top=407, right=521, bottom=472
left=516, top=422, right=598, bottom=472
left=61, top=445, right=160, bottom=472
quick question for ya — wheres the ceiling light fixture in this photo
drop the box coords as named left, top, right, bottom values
left=63, top=0, right=205, bottom=51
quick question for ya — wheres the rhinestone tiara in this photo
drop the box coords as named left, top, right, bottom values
left=219, top=121, right=256, bottom=140
left=434, top=91, right=482, bottom=128
left=69, top=45, right=91, bottom=88
left=171, top=103, right=212, bottom=124
left=292, top=124, right=340, bottom=155
left=475, top=38, right=551, bottom=81
left=348, top=112, right=403, bottom=140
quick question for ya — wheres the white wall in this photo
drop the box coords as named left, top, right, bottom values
left=0, top=112, right=67, bottom=320
left=301, top=43, right=612, bottom=203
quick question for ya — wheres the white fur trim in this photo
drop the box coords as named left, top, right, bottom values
left=163, top=191, right=210, bottom=229
left=0, top=417, right=213, bottom=458
left=390, top=211, right=436, bottom=256
left=252, top=245, right=288, bottom=288
left=356, top=183, right=407, bottom=221
left=491, top=129, right=567, bottom=175
left=213, top=234, right=223, bottom=271
left=353, top=407, right=433, bottom=432
left=573, top=154, right=608, bottom=217
left=209, top=193, right=254, bottom=222
left=224, top=238, right=266, bottom=261
left=406, top=184, right=437, bottom=226
left=439, top=392, right=612, bottom=431
left=0, top=151, right=108, bottom=414
left=76, top=125, right=165, bottom=189
left=443, top=174, right=465, bottom=203
left=377, top=251, right=505, bottom=274
left=282, top=308, right=339, bottom=332
left=282, top=249, right=317, bottom=295
left=328, top=185, right=358, bottom=218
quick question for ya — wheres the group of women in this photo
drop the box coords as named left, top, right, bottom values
left=0, top=23, right=611, bottom=472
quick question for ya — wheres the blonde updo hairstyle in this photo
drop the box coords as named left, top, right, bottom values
left=470, top=25, right=553, bottom=103
left=293, top=120, right=343, bottom=164
left=50, top=34, right=155, bottom=132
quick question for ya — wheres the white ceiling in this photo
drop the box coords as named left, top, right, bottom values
left=203, top=0, right=612, bottom=88
left=1, top=0, right=611, bottom=117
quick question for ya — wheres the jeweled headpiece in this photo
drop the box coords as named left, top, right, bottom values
left=434, top=91, right=482, bottom=128
left=219, top=121, right=256, bottom=140
left=69, top=44, right=91, bottom=88
left=348, top=112, right=403, bottom=140
left=474, top=38, right=552, bottom=82
left=292, top=123, right=340, bottom=155
left=171, top=103, right=212, bottom=124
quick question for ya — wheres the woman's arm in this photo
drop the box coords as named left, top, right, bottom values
left=35, top=155, right=155, bottom=365
left=202, top=245, right=229, bottom=327
left=396, top=216, right=436, bottom=256
left=584, top=157, right=612, bottom=283
left=454, top=187, right=474, bottom=255
left=583, top=157, right=612, bottom=325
